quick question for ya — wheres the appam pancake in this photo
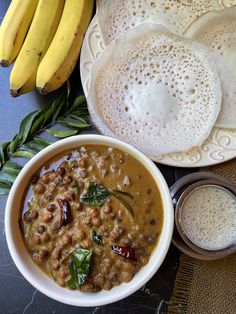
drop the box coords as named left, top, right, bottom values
left=87, top=24, right=222, bottom=156
left=185, top=6, right=236, bottom=129
left=96, top=0, right=222, bottom=45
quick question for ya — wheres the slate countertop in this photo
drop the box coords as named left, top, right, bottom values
left=0, top=2, right=195, bottom=313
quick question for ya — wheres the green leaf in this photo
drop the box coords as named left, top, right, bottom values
left=4, top=161, right=22, bottom=173
left=80, top=182, right=110, bottom=206
left=18, top=110, right=40, bottom=144
left=58, top=118, right=90, bottom=129
left=22, top=140, right=44, bottom=153
left=52, top=100, right=64, bottom=122
left=70, top=109, right=89, bottom=117
left=0, top=142, right=10, bottom=166
left=29, top=113, right=45, bottom=136
left=66, top=249, right=93, bottom=289
left=46, top=129, right=78, bottom=138
left=113, top=190, right=136, bottom=202
left=67, top=114, right=87, bottom=121
left=41, top=104, right=55, bottom=125
left=12, top=150, right=34, bottom=159
left=0, top=182, right=11, bottom=195
left=33, top=136, right=53, bottom=147
left=9, top=135, right=20, bottom=154
left=92, top=230, right=103, bottom=246
left=69, top=95, right=86, bottom=113
left=110, top=190, right=133, bottom=217
left=52, top=84, right=70, bottom=120
left=0, top=170, right=18, bottom=183
left=81, top=182, right=134, bottom=217
left=0, top=161, right=21, bottom=184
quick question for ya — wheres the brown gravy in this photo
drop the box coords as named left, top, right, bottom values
left=20, top=145, right=163, bottom=291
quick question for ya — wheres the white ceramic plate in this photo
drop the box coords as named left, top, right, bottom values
left=80, top=15, right=236, bottom=168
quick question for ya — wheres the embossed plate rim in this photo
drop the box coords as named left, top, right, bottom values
left=80, top=14, right=236, bottom=168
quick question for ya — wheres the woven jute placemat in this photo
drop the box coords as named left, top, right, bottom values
left=168, top=159, right=236, bottom=314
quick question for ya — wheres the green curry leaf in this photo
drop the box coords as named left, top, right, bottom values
left=18, top=111, right=40, bottom=144
left=67, top=249, right=93, bottom=289
left=92, top=230, right=103, bottom=246
left=81, top=182, right=134, bottom=217
left=12, top=150, right=34, bottom=159
left=80, top=182, right=110, bottom=206
left=110, top=191, right=134, bottom=217
left=46, top=129, right=78, bottom=138
left=0, top=182, right=11, bottom=195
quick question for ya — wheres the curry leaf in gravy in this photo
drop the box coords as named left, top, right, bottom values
left=113, top=190, right=138, bottom=204
left=80, top=182, right=110, bottom=206
left=92, top=230, right=103, bottom=246
left=67, top=249, right=93, bottom=289
left=110, top=191, right=134, bottom=217
left=81, top=182, right=134, bottom=217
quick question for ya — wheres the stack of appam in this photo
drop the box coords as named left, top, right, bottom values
left=87, top=1, right=236, bottom=158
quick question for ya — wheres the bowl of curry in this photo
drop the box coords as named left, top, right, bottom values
left=5, top=135, right=173, bottom=306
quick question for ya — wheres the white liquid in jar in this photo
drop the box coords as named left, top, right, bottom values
left=181, top=185, right=236, bottom=250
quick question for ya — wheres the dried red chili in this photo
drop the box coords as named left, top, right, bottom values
left=57, top=198, right=72, bottom=226
left=111, top=245, right=136, bottom=261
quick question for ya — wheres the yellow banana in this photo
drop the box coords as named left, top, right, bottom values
left=14, top=69, right=37, bottom=97
left=0, top=0, right=38, bottom=67
left=36, top=0, right=94, bottom=95
left=10, top=0, right=65, bottom=97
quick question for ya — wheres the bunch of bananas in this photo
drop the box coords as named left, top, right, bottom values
left=0, top=0, right=94, bottom=96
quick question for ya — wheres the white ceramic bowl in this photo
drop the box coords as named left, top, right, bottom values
left=5, top=135, right=173, bottom=306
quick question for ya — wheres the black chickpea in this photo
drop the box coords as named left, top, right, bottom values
left=24, top=211, right=32, bottom=223
left=79, top=158, right=87, bottom=168
left=80, top=169, right=88, bottom=178
left=88, top=208, right=99, bottom=218
left=52, top=261, right=60, bottom=271
left=120, top=271, right=133, bottom=283
left=31, top=209, right=39, bottom=219
left=48, top=184, right=57, bottom=193
left=38, top=249, right=48, bottom=259
left=41, top=175, right=49, bottom=184
left=76, top=203, right=83, bottom=211
left=103, top=204, right=112, bottom=214
left=52, top=248, right=61, bottom=260
left=47, top=203, right=56, bottom=212
left=103, top=281, right=112, bottom=291
left=62, top=234, right=72, bottom=245
left=76, top=230, right=86, bottom=240
left=34, top=183, right=45, bottom=194
left=31, top=175, right=39, bottom=184
left=92, top=217, right=102, bottom=227
left=37, top=225, right=46, bottom=234
left=41, top=232, right=50, bottom=243
left=42, top=212, right=53, bottom=223
left=33, top=253, right=43, bottom=264
left=59, top=167, right=66, bottom=177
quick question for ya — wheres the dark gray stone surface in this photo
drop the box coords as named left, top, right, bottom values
left=0, top=2, right=195, bottom=313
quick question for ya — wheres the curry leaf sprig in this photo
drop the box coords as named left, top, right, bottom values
left=0, top=84, right=91, bottom=195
